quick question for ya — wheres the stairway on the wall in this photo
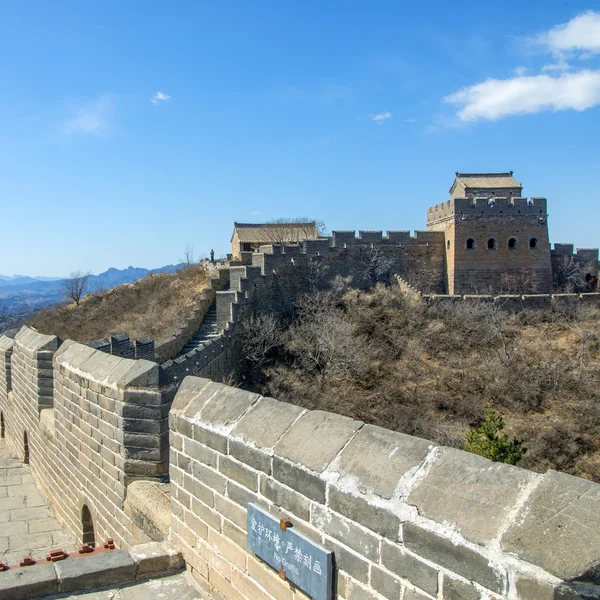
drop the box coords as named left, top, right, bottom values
left=178, top=301, right=221, bottom=354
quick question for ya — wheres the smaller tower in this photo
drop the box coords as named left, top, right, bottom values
left=427, top=172, right=552, bottom=294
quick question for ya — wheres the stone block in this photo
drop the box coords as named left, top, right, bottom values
left=501, top=470, right=600, bottom=582
left=129, top=542, right=184, bottom=576
left=381, top=541, right=438, bottom=596
left=272, top=457, right=326, bottom=504
left=198, top=383, right=259, bottom=430
left=335, top=424, right=433, bottom=499
left=219, top=455, right=258, bottom=491
left=370, top=566, right=402, bottom=599
left=55, top=550, right=136, bottom=592
left=407, top=447, right=534, bottom=545
left=403, top=522, right=504, bottom=594
left=311, top=503, right=380, bottom=561
left=259, top=476, right=310, bottom=521
left=229, top=439, right=271, bottom=474
left=0, top=563, right=58, bottom=600
left=170, top=376, right=213, bottom=414
left=274, top=411, right=363, bottom=473
left=328, top=487, right=400, bottom=539
left=442, top=576, right=480, bottom=600
left=231, top=397, right=304, bottom=448
left=116, top=360, right=159, bottom=389
left=324, top=539, right=369, bottom=584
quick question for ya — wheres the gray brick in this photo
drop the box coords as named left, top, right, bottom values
left=311, top=503, right=380, bottom=562
left=191, top=460, right=227, bottom=495
left=192, top=424, right=228, bottom=454
left=272, top=457, right=325, bottom=504
left=328, top=487, right=400, bottom=540
left=259, top=476, right=310, bottom=521
left=381, top=541, right=438, bottom=596
left=443, top=575, right=481, bottom=600
left=229, top=439, right=271, bottom=474
left=184, top=437, right=217, bottom=468
left=219, top=455, right=258, bottom=491
left=371, top=566, right=402, bottom=599
left=324, top=538, right=369, bottom=584
left=403, top=523, right=504, bottom=594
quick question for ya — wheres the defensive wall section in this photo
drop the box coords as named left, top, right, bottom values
left=170, top=377, right=600, bottom=600
left=0, top=326, right=173, bottom=550
left=1, top=327, right=600, bottom=598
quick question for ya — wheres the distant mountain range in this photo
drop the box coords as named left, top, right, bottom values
left=0, top=264, right=182, bottom=324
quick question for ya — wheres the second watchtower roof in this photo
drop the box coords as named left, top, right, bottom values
left=450, top=172, right=522, bottom=198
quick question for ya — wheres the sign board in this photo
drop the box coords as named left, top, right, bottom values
left=247, top=503, right=333, bottom=600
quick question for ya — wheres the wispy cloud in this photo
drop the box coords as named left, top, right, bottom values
left=62, top=94, right=113, bottom=136
left=445, top=70, right=600, bottom=122
left=405, top=117, right=417, bottom=123
left=151, top=91, right=172, bottom=105
left=536, top=10, right=600, bottom=56
left=372, top=111, right=392, bottom=125
left=445, top=12, right=600, bottom=123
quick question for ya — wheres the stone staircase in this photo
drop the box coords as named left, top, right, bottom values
left=178, top=300, right=221, bottom=355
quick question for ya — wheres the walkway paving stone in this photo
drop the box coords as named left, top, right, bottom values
left=42, top=572, right=206, bottom=599
left=0, top=440, right=77, bottom=567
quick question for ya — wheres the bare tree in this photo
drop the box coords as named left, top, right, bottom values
left=60, top=270, right=91, bottom=306
left=180, top=243, right=195, bottom=267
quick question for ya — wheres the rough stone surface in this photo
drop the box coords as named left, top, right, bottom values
left=274, top=411, right=363, bottom=473
left=129, top=541, right=185, bottom=576
left=408, top=446, right=535, bottom=545
left=54, top=550, right=137, bottom=592
left=231, top=396, right=304, bottom=448
left=502, top=470, right=600, bottom=582
left=0, top=563, right=57, bottom=600
left=335, top=424, right=434, bottom=498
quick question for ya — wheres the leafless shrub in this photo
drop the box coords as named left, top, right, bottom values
left=60, top=270, right=91, bottom=306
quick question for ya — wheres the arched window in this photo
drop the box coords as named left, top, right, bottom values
left=466, top=238, right=475, bottom=250
left=447, top=240, right=451, bottom=250
left=487, top=238, right=497, bottom=250
left=508, top=237, right=517, bottom=249
left=529, top=238, right=538, bottom=249
left=23, top=431, right=29, bottom=465
left=81, top=505, right=96, bottom=547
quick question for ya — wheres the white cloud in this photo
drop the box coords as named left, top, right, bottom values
left=405, top=117, right=417, bottom=123
left=445, top=70, right=600, bottom=121
left=151, top=91, right=172, bottom=105
left=372, top=111, right=392, bottom=125
left=514, top=66, right=528, bottom=76
left=539, top=10, right=600, bottom=56
left=62, top=95, right=113, bottom=136
left=541, top=60, right=571, bottom=72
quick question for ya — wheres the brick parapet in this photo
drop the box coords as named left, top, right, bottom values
left=169, top=377, right=600, bottom=599
left=0, top=327, right=171, bottom=551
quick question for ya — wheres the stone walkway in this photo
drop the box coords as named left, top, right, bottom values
left=43, top=572, right=205, bottom=599
left=0, top=439, right=77, bottom=566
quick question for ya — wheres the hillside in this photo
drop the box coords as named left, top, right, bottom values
left=29, top=264, right=209, bottom=343
left=0, top=264, right=181, bottom=316
left=241, top=283, right=600, bottom=483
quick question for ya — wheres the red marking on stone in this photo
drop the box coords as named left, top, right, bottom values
left=19, top=557, right=36, bottom=567
left=103, top=539, right=115, bottom=550
left=279, top=567, right=287, bottom=580
left=0, top=562, right=9, bottom=571
left=78, top=545, right=94, bottom=554
left=46, top=550, right=68, bottom=562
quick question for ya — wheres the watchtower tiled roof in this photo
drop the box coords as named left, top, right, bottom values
left=450, top=172, right=523, bottom=198
left=232, top=222, right=319, bottom=244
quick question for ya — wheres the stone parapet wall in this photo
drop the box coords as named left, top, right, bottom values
left=169, top=377, right=600, bottom=599
left=154, top=271, right=230, bottom=364
left=421, top=292, right=600, bottom=312
left=0, top=326, right=173, bottom=550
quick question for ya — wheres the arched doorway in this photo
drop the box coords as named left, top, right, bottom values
left=81, top=504, right=96, bottom=547
left=23, top=431, right=29, bottom=464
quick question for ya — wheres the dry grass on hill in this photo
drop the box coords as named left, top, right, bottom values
left=29, top=265, right=209, bottom=343
left=241, top=283, right=600, bottom=483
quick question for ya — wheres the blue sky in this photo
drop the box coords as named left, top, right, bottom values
left=1, top=1, right=599, bottom=276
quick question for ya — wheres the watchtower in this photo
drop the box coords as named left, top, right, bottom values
left=427, top=172, right=553, bottom=294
